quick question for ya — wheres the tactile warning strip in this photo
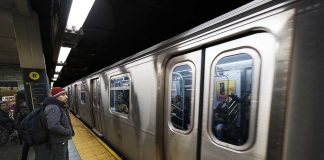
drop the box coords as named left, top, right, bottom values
left=69, top=112, right=122, bottom=160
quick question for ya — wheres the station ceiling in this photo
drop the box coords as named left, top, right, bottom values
left=31, top=0, right=252, bottom=87
left=0, top=0, right=19, bottom=66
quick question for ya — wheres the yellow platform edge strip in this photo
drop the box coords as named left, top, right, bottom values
left=70, top=112, right=123, bottom=160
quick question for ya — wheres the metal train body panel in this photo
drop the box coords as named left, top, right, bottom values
left=65, top=1, right=324, bottom=160
left=78, top=79, right=93, bottom=126
left=98, top=58, right=159, bottom=159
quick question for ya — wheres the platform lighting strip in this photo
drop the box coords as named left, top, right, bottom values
left=55, top=65, right=63, bottom=73
left=55, top=47, right=70, bottom=81
left=66, top=0, right=96, bottom=30
left=54, top=74, right=59, bottom=78
left=53, top=0, right=96, bottom=82
left=57, top=47, right=72, bottom=64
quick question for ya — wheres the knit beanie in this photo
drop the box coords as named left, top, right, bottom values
left=51, top=87, right=66, bottom=97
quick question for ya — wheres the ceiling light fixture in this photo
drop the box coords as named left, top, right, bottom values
left=66, top=0, right=96, bottom=31
left=55, top=65, right=63, bottom=73
left=57, top=47, right=71, bottom=64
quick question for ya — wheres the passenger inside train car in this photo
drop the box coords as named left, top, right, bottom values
left=110, top=75, right=130, bottom=115
left=212, top=53, right=252, bottom=145
left=170, top=65, right=193, bottom=131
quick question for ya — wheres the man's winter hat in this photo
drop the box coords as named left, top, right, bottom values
left=51, top=87, right=66, bottom=97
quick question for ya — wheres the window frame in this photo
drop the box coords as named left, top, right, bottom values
left=108, top=73, right=131, bottom=118
left=208, top=48, right=261, bottom=150
left=80, top=83, right=87, bottom=104
left=168, top=61, right=196, bottom=135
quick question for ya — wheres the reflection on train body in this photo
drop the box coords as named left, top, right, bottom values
left=64, top=1, right=324, bottom=160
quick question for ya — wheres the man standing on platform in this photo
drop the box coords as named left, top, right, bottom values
left=34, top=87, right=74, bottom=160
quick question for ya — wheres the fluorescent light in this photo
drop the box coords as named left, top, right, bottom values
left=53, top=74, right=59, bottom=78
left=66, top=0, right=95, bottom=30
left=55, top=66, right=63, bottom=73
left=52, top=78, right=57, bottom=81
left=57, top=47, right=71, bottom=64
left=50, top=82, right=54, bottom=88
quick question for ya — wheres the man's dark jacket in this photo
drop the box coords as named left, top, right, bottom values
left=0, top=109, right=10, bottom=126
left=43, top=97, right=74, bottom=143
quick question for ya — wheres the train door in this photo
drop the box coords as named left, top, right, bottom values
left=67, top=87, right=73, bottom=110
left=163, top=50, right=202, bottom=160
left=74, top=84, right=80, bottom=117
left=200, top=34, right=275, bottom=159
left=90, top=77, right=103, bottom=136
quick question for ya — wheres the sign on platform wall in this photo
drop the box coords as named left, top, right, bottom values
left=22, top=68, right=50, bottom=109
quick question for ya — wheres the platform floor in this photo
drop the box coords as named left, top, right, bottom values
left=70, top=112, right=119, bottom=160
left=0, top=112, right=120, bottom=160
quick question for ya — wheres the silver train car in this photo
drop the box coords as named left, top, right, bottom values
left=64, top=1, right=324, bottom=160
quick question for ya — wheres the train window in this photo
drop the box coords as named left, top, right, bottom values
left=80, top=84, right=86, bottom=104
left=110, top=74, right=131, bottom=116
left=211, top=53, right=255, bottom=146
left=170, top=64, right=193, bottom=133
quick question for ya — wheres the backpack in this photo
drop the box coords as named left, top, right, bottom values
left=18, top=105, right=48, bottom=145
left=14, top=102, right=30, bottom=127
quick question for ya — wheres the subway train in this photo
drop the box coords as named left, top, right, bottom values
left=64, top=1, right=324, bottom=160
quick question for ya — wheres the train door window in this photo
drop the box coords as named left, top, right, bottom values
left=80, top=84, right=86, bottom=104
left=110, top=74, right=131, bottom=116
left=210, top=50, right=259, bottom=148
left=169, top=63, right=194, bottom=133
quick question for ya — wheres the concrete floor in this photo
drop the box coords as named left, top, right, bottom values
left=0, top=139, right=80, bottom=160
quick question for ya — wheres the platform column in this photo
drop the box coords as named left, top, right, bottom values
left=13, top=1, right=49, bottom=109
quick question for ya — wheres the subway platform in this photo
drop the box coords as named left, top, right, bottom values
left=0, top=112, right=121, bottom=160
